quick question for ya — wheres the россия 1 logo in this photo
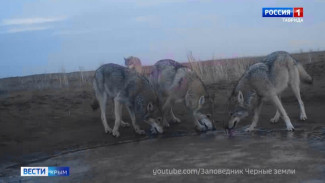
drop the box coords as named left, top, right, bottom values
left=262, top=7, right=303, bottom=23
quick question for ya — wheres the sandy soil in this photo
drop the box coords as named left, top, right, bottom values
left=0, top=60, right=324, bottom=182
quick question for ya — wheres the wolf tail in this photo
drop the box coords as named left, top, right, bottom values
left=297, top=63, right=313, bottom=84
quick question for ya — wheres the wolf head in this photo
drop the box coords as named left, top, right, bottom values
left=184, top=75, right=214, bottom=130
left=124, top=56, right=143, bottom=74
left=225, top=90, right=250, bottom=133
left=134, top=83, right=163, bottom=132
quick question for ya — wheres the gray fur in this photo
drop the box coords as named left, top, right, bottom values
left=150, top=59, right=214, bottom=131
left=226, top=51, right=312, bottom=132
left=93, top=63, right=162, bottom=137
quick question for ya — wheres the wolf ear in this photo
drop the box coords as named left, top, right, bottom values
left=198, top=96, right=205, bottom=106
left=147, top=102, right=154, bottom=112
left=237, top=91, right=244, bottom=105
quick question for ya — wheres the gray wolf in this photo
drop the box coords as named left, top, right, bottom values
left=225, top=51, right=312, bottom=133
left=124, top=56, right=143, bottom=74
left=150, top=59, right=214, bottom=131
left=92, top=63, right=163, bottom=137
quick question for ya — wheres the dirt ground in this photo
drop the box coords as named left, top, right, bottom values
left=0, top=60, right=325, bottom=182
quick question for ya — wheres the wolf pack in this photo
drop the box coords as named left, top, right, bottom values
left=92, top=51, right=313, bottom=137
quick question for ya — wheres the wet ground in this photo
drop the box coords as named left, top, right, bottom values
left=2, top=129, right=325, bottom=183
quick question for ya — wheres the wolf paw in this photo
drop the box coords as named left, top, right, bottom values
left=112, top=130, right=120, bottom=137
left=104, top=127, right=112, bottom=134
left=245, top=127, right=255, bottom=132
left=300, top=114, right=307, bottom=121
left=135, top=128, right=145, bottom=135
left=286, top=125, right=295, bottom=132
left=120, top=121, right=130, bottom=128
left=270, top=117, right=280, bottom=123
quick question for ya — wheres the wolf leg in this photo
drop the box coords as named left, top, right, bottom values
left=110, top=98, right=129, bottom=127
left=97, top=93, right=112, bottom=134
left=170, top=107, right=181, bottom=123
left=270, top=110, right=280, bottom=123
left=112, top=97, right=122, bottom=137
left=270, top=95, right=281, bottom=123
left=120, top=105, right=130, bottom=128
left=162, top=97, right=171, bottom=127
left=246, top=99, right=263, bottom=132
left=126, top=105, right=145, bottom=135
left=271, top=95, right=294, bottom=131
left=289, top=69, right=307, bottom=120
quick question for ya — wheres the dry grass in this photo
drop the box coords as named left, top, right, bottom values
left=0, top=70, right=94, bottom=92
left=186, top=50, right=325, bottom=84
left=0, top=50, right=324, bottom=93
left=187, top=52, right=258, bottom=84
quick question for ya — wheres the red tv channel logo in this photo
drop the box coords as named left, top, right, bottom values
left=293, top=7, right=303, bottom=17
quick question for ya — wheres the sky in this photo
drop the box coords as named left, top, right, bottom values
left=0, top=0, right=324, bottom=78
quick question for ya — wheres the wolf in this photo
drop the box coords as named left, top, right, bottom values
left=225, top=51, right=312, bottom=133
left=150, top=59, right=214, bottom=131
left=92, top=63, right=163, bottom=137
left=124, top=56, right=143, bottom=74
